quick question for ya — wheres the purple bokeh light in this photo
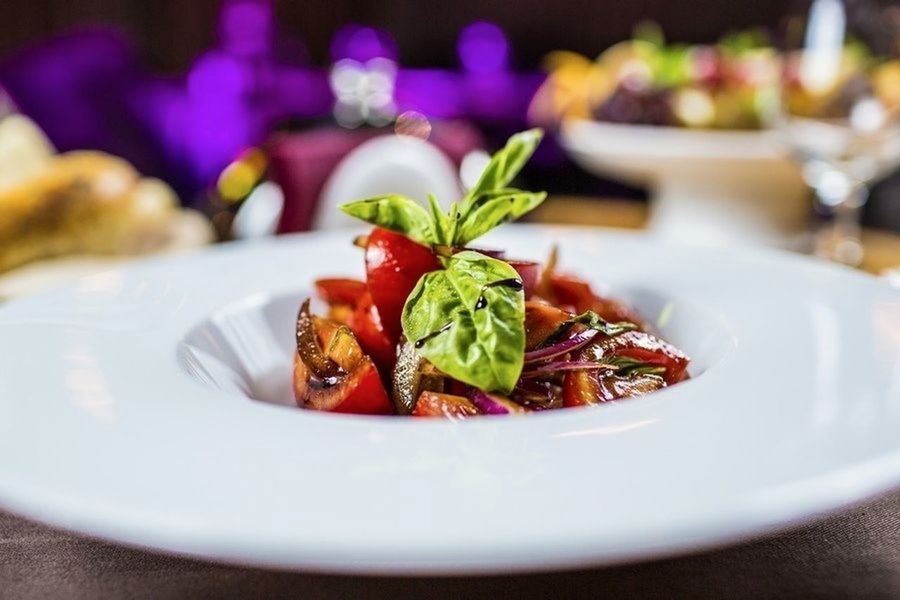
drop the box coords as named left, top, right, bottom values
left=218, top=0, right=274, bottom=59
left=457, top=21, right=510, bottom=73
left=0, top=10, right=544, bottom=202
left=330, top=25, right=399, bottom=63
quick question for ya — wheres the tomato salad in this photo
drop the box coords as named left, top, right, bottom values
left=293, top=130, right=690, bottom=418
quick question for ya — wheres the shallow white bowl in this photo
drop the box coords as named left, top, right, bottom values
left=561, top=119, right=809, bottom=247
left=0, top=226, right=897, bottom=574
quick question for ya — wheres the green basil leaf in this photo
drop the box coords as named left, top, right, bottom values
left=461, top=128, right=543, bottom=212
left=454, top=188, right=547, bottom=246
left=340, top=195, right=434, bottom=245
left=426, top=193, right=451, bottom=246
left=401, top=251, right=525, bottom=394
left=446, top=201, right=461, bottom=249
left=625, top=365, right=667, bottom=378
left=603, top=355, right=666, bottom=377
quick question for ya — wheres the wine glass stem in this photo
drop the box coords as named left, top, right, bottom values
left=814, top=182, right=868, bottom=266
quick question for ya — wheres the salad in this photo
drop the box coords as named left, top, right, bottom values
left=532, top=23, right=900, bottom=131
left=293, top=130, right=690, bottom=417
left=531, top=25, right=780, bottom=130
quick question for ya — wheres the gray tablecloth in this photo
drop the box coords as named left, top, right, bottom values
left=1, top=490, right=899, bottom=599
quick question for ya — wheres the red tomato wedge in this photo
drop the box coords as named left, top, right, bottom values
left=562, top=330, right=690, bottom=407
left=547, top=273, right=594, bottom=312
left=412, top=391, right=480, bottom=419
left=351, top=291, right=397, bottom=375
left=293, top=314, right=393, bottom=415
left=365, top=228, right=441, bottom=342
left=524, top=300, right=572, bottom=350
left=314, top=278, right=367, bottom=307
left=549, top=273, right=646, bottom=327
left=594, top=331, right=690, bottom=385
left=563, top=370, right=666, bottom=407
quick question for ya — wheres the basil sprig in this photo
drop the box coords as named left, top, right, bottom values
left=337, top=193, right=435, bottom=246
left=340, top=129, right=545, bottom=248
left=401, top=252, right=524, bottom=394
left=339, top=129, right=545, bottom=393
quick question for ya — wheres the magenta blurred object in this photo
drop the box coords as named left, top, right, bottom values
left=269, top=121, right=484, bottom=233
left=0, top=1, right=332, bottom=199
left=0, top=4, right=541, bottom=203
left=331, top=24, right=399, bottom=63
left=0, top=28, right=154, bottom=171
left=130, top=0, right=331, bottom=198
left=396, top=22, right=543, bottom=124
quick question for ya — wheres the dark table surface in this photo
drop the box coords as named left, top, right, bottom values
left=1, top=490, right=898, bottom=600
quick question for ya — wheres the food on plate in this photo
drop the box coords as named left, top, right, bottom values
left=532, top=23, right=900, bottom=131
left=531, top=25, right=780, bottom=129
left=293, top=129, right=690, bottom=417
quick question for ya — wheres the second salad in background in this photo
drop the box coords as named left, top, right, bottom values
left=531, top=22, right=900, bottom=130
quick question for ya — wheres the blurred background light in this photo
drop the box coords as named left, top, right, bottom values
left=458, top=21, right=510, bottom=73
left=0, top=0, right=897, bottom=283
left=330, top=24, right=399, bottom=63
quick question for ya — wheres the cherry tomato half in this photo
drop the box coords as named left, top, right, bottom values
left=293, top=315, right=393, bottom=415
left=562, top=330, right=690, bottom=407
left=549, top=273, right=646, bottom=327
left=524, top=300, right=572, bottom=350
left=352, top=291, right=397, bottom=375
left=314, top=278, right=367, bottom=307
left=365, top=228, right=441, bottom=343
left=412, top=391, right=480, bottom=419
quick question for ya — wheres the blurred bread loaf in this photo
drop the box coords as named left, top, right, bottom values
left=0, top=114, right=55, bottom=191
left=0, top=115, right=209, bottom=273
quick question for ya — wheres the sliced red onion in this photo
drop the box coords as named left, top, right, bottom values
left=523, top=328, right=599, bottom=364
left=520, top=360, right=614, bottom=379
left=469, top=390, right=527, bottom=415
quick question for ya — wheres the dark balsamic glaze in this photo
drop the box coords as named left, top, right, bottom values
left=487, top=278, right=525, bottom=291
left=415, top=321, right=452, bottom=348
left=474, top=278, right=524, bottom=311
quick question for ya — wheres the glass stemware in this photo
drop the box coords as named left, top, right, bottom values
left=777, top=0, right=900, bottom=265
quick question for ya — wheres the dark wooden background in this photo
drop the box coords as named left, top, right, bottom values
left=0, top=0, right=788, bottom=70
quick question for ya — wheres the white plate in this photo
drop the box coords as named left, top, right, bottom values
left=0, top=226, right=898, bottom=574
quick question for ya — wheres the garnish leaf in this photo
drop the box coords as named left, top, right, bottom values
left=339, top=129, right=546, bottom=249
left=454, top=188, right=547, bottom=246
left=604, top=355, right=667, bottom=377
left=446, top=201, right=461, bottom=249
left=340, top=194, right=434, bottom=246
left=427, top=193, right=451, bottom=246
left=401, top=251, right=525, bottom=394
left=461, top=129, right=544, bottom=211
left=545, top=310, right=639, bottom=346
